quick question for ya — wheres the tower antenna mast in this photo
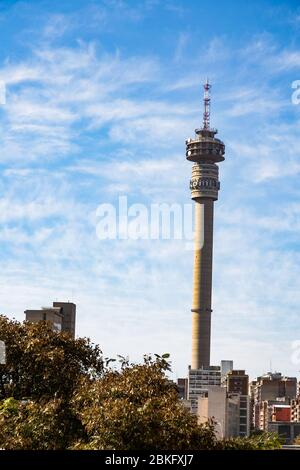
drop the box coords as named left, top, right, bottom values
left=203, top=78, right=211, bottom=130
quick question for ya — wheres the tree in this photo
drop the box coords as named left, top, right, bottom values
left=72, top=354, right=217, bottom=450
left=0, top=315, right=104, bottom=449
left=0, top=316, right=282, bottom=450
left=0, top=397, right=84, bottom=450
left=0, top=315, right=103, bottom=401
left=216, top=433, right=282, bottom=450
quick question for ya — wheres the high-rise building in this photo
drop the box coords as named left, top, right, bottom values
left=197, top=386, right=240, bottom=439
left=250, top=372, right=297, bottom=430
left=188, top=365, right=221, bottom=414
left=223, top=369, right=250, bottom=436
left=186, top=80, right=225, bottom=369
left=238, top=394, right=250, bottom=437
left=221, top=360, right=233, bottom=383
left=25, top=306, right=63, bottom=333
left=251, top=373, right=297, bottom=404
left=53, top=301, right=76, bottom=338
left=226, top=370, right=249, bottom=396
left=258, top=402, right=293, bottom=432
left=25, top=301, right=76, bottom=338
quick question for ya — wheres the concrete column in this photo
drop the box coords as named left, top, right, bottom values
left=191, top=198, right=214, bottom=369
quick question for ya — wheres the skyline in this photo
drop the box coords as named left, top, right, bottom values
left=0, top=0, right=300, bottom=380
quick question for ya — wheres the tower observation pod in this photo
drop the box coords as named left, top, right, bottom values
left=186, top=80, right=225, bottom=369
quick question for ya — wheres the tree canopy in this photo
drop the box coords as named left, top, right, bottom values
left=0, top=315, right=103, bottom=401
left=0, top=315, right=281, bottom=450
left=72, top=354, right=216, bottom=450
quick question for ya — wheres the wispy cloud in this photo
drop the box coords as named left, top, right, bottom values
left=1, top=1, right=300, bottom=380
left=174, top=32, right=189, bottom=63
left=43, top=14, right=71, bottom=39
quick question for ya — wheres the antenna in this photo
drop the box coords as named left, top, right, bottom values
left=203, top=78, right=211, bottom=130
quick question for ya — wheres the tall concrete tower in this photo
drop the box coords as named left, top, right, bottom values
left=186, top=80, right=225, bottom=369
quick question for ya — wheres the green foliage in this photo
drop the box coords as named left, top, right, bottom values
left=218, top=432, right=282, bottom=450
left=0, top=397, right=19, bottom=415
left=0, top=399, right=83, bottom=450
left=0, top=315, right=103, bottom=401
left=0, top=316, right=282, bottom=450
left=71, top=354, right=216, bottom=450
left=0, top=315, right=103, bottom=449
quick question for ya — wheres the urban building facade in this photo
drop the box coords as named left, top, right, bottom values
left=238, top=394, right=250, bottom=437
left=222, top=368, right=250, bottom=437
left=221, top=360, right=233, bottom=384
left=197, top=386, right=241, bottom=439
left=271, top=404, right=291, bottom=422
left=187, top=362, right=250, bottom=437
left=25, top=301, right=76, bottom=338
left=225, top=370, right=249, bottom=396
left=25, top=306, right=63, bottom=333
left=188, top=365, right=221, bottom=414
left=291, top=395, right=300, bottom=422
left=53, top=301, right=76, bottom=338
left=250, top=372, right=297, bottom=431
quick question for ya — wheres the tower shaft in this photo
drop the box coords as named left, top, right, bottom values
left=191, top=199, right=213, bottom=368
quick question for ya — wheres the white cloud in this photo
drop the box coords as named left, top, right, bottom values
left=0, top=43, right=161, bottom=164
left=1, top=22, right=300, bottom=381
left=0, top=197, right=72, bottom=223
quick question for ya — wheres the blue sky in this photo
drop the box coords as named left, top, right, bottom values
left=1, top=0, right=300, bottom=380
